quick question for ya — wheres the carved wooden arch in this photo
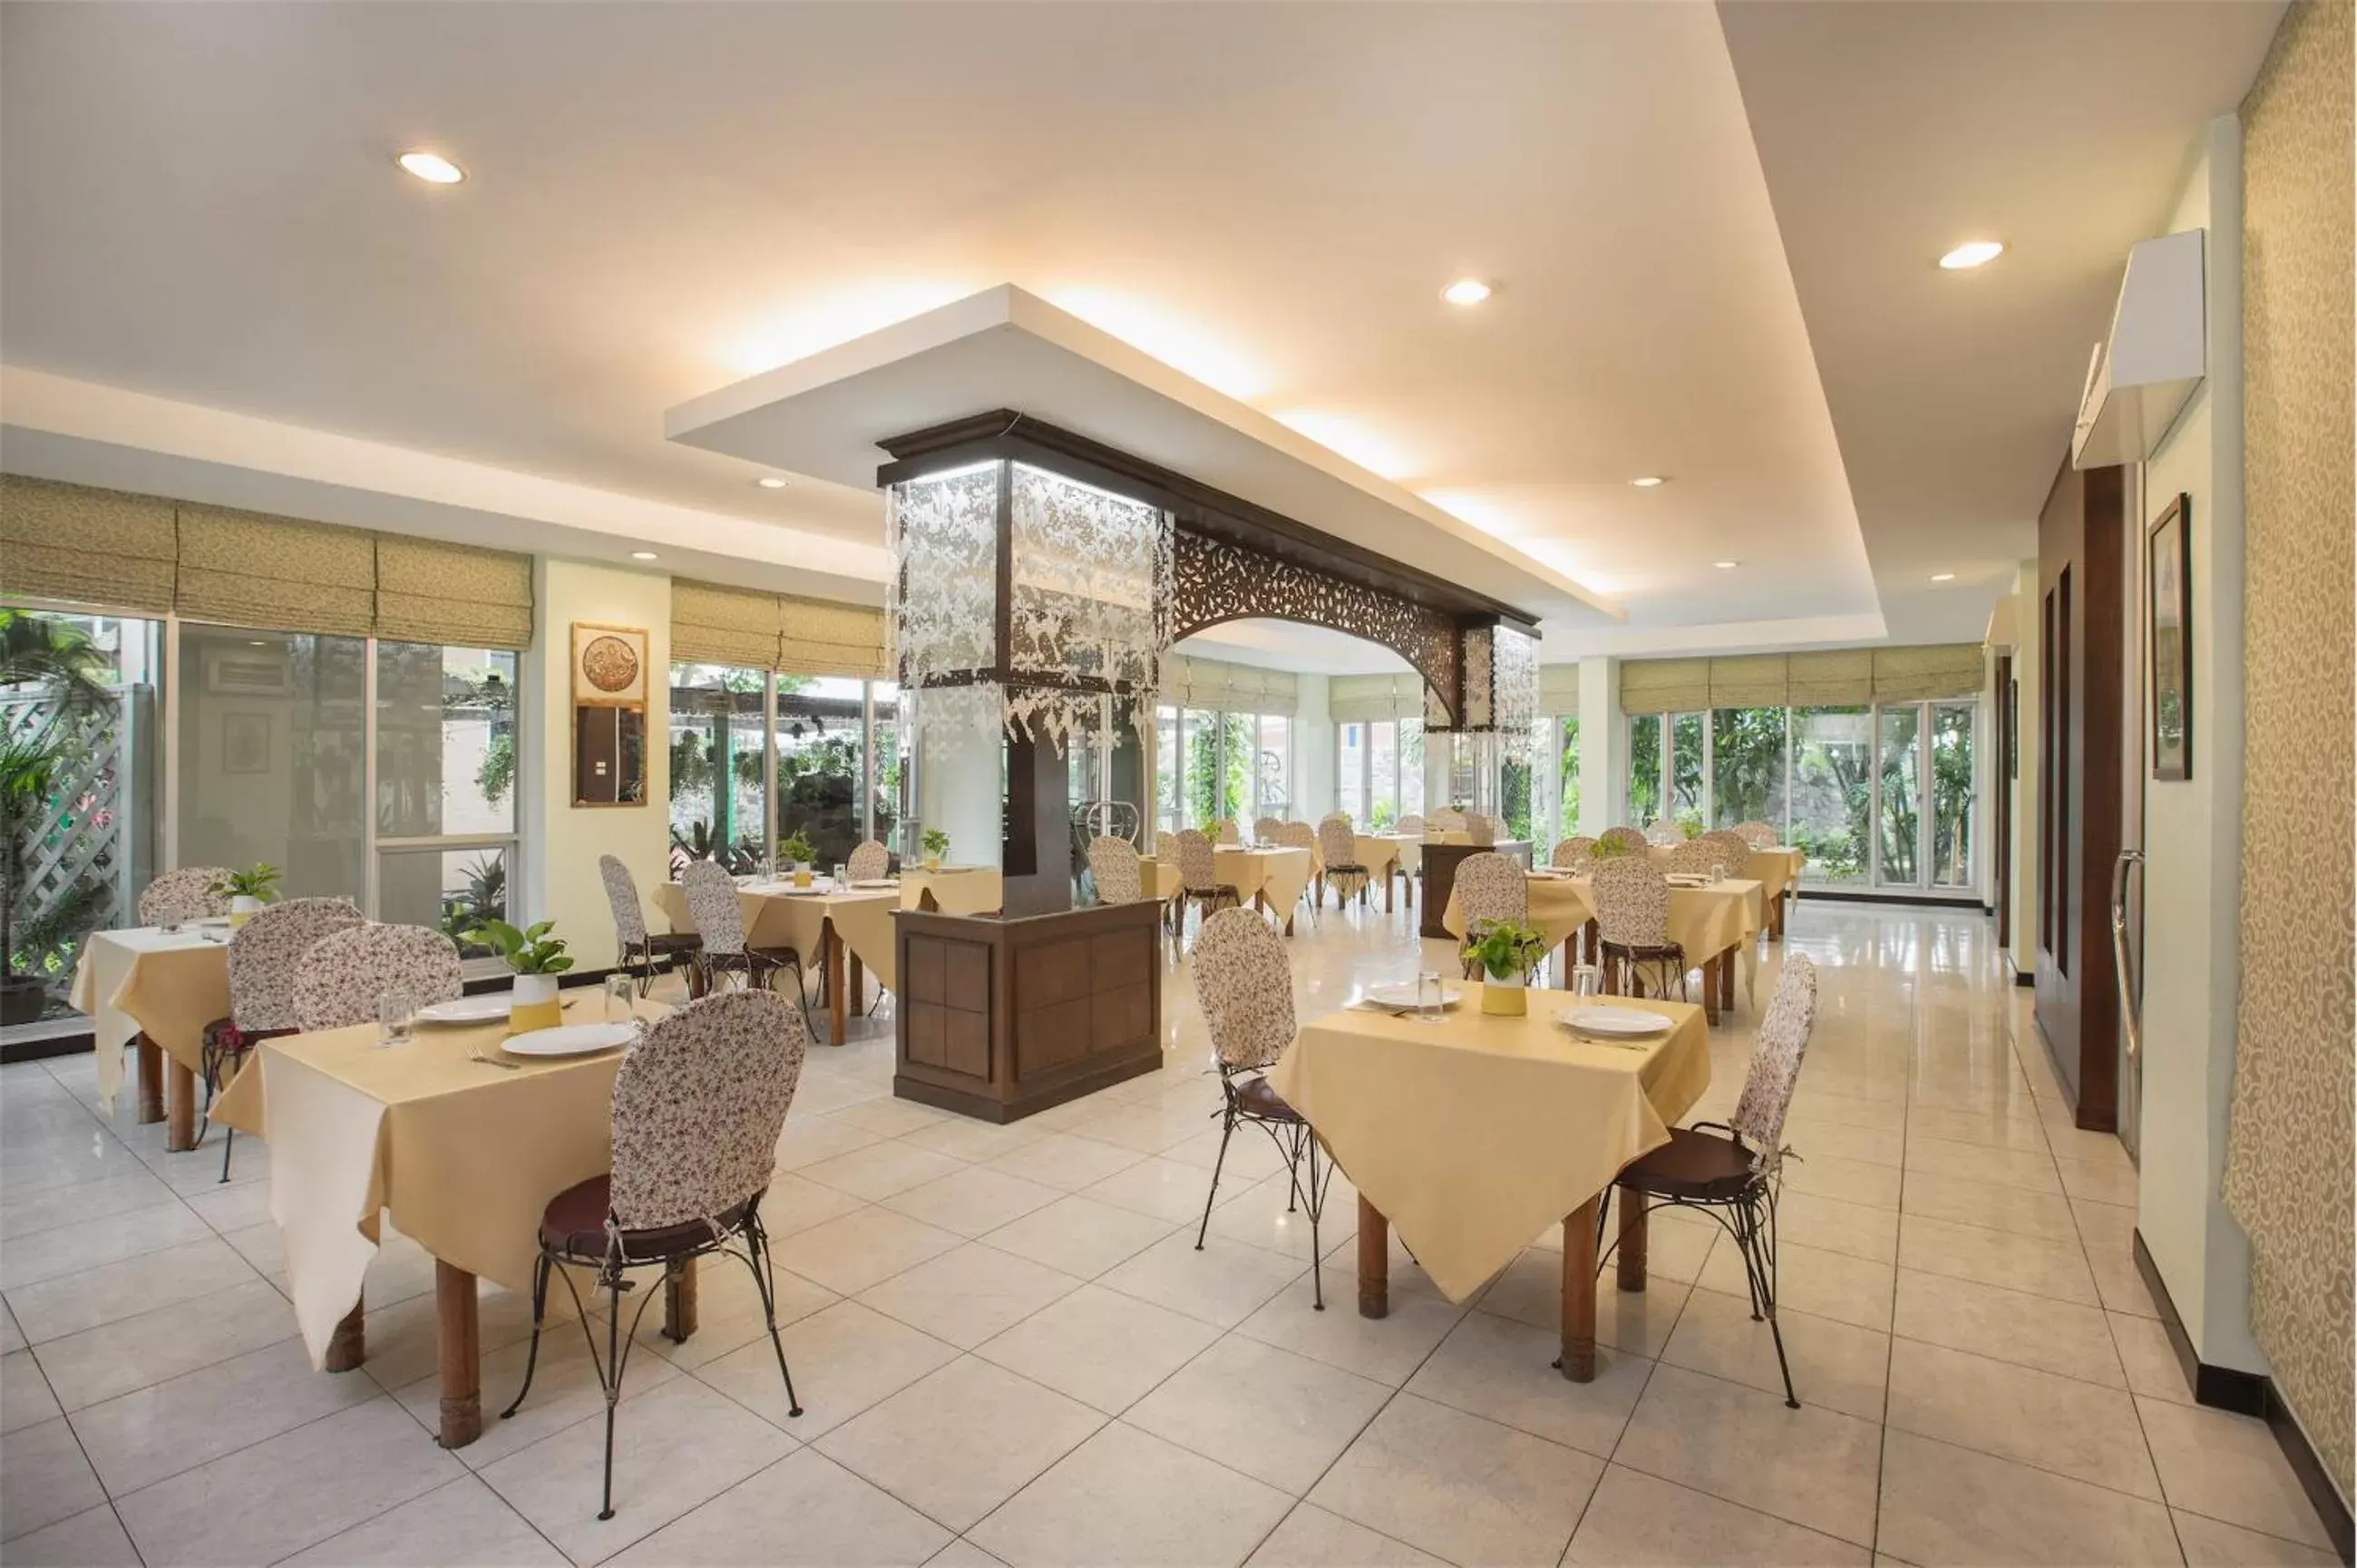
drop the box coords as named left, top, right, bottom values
left=1171, top=529, right=1462, bottom=724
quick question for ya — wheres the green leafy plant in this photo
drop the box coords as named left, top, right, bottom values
left=1466, top=919, right=1547, bottom=982
left=777, top=830, right=817, bottom=866
left=210, top=864, right=282, bottom=902
left=4, top=612, right=114, bottom=1012
left=439, top=854, right=508, bottom=957
left=1589, top=835, right=1629, bottom=860
left=1680, top=818, right=1703, bottom=841
left=921, top=827, right=950, bottom=861
left=463, top=919, right=573, bottom=976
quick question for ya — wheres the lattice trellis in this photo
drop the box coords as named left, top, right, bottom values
left=4, top=691, right=134, bottom=996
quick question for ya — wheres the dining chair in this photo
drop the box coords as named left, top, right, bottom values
left=1088, top=835, right=1144, bottom=904
left=1603, top=953, right=1818, bottom=1406
left=1214, top=819, right=1242, bottom=846
left=1252, top=815, right=1285, bottom=847
left=292, top=924, right=463, bottom=1030
left=1189, top=907, right=1332, bottom=1309
left=1552, top=836, right=1598, bottom=871
left=1591, top=857, right=1686, bottom=1001
left=1664, top=839, right=1723, bottom=879
left=1700, top=830, right=1753, bottom=881
left=200, top=897, right=365, bottom=1181
left=846, top=839, right=891, bottom=882
left=1395, top=813, right=1426, bottom=836
left=1428, top=807, right=1466, bottom=833
left=137, top=866, right=233, bottom=927
left=1452, top=851, right=1530, bottom=979
left=600, top=855, right=702, bottom=998
left=1317, top=814, right=1369, bottom=910
left=1599, top=825, right=1650, bottom=856
left=1275, top=822, right=1321, bottom=918
left=679, top=860, right=806, bottom=1015
left=1172, top=828, right=1240, bottom=934
left=502, top=989, right=809, bottom=1520
left=1643, top=820, right=1687, bottom=847
left=1732, top=820, right=1779, bottom=850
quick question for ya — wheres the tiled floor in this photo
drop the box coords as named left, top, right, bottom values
left=2, top=901, right=2337, bottom=1567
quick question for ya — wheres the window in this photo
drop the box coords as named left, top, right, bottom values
left=1337, top=722, right=1365, bottom=825
left=1709, top=708, right=1787, bottom=832
left=1929, top=701, right=1975, bottom=889
left=375, top=642, right=518, bottom=950
left=1254, top=715, right=1291, bottom=823
left=1790, top=706, right=1872, bottom=885
left=871, top=682, right=901, bottom=858
left=1367, top=721, right=1398, bottom=829
left=667, top=663, right=766, bottom=868
left=1501, top=740, right=1533, bottom=842
left=1557, top=716, right=1582, bottom=842
left=1398, top=718, right=1425, bottom=821
left=776, top=676, right=867, bottom=871
left=1670, top=713, right=1705, bottom=829
left=1154, top=706, right=1179, bottom=837
left=1333, top=714, right=1422, bottom=828
left=1627, top=714, right=1663, bottom=824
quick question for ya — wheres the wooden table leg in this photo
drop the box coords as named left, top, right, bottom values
left=166, top=1058, right=197, bottom=1152
left=847, top=953, right=865, bottom=1019
left=1615, top=1189, right=1648, bottom=1292
left=435, top=1261, right=482, bottom=1448
left=826, top=927, right=848, bottom=1047
left=326, top=1294, right=367, bottom=1371
left=663, top=1258, right=698, bottom=1342
left=1559, top=1193, right=1601, bottom=1381
left=1357, top=1194, right=1389, bottom=1320
left=135, top=1036, right=164, bottom=1125
left=1720, top=947, right=1737, bottom=1012
left=1385, top=872, right=1396, bottom=914
left=1700, top=956, right=1721, bottom=1025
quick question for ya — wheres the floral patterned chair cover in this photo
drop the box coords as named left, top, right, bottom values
left=201, top=896, right=365, bottom=1179
left=1552, top=836, right=1598, bottom=871
left=846, top=840, right=891, bottom=882
left=1453, top=850, right=1531, bottom=979
left=1599, top=826, right=1650, bottom=856
left=1088, top=835, right=1144, bottom=904
left=292, top=924, right=463, bottom=1031
left=1590, top=856, right=1686, bottom=1000
left=1732, top=820, right=1779, bottom=850
left=1700, top=831, right=1753, bottom=881
left=1317, top=815, right=1369, bottom=908
left=601, top=854, right=701, bottom=994
left=138, top=867, right=233, bottom=927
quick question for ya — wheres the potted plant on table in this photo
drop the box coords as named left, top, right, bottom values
left=920, top=827, right=950, bottom=873
left=777, top=831, right=817, bottom=889
left=210, top=864, right=281, bottom=929
left=463, top=919, right=573, bottom=1032
left=1467, top=919, right=1549, bottom=1018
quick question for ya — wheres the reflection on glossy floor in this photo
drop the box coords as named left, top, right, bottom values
left=1, top=902, right=2334, bottom=1566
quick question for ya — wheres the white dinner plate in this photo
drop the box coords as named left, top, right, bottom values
left=853, top=879, right=899, bottom=891
left=416, top=994, right=516, bottom=1026
left=502, top=1021, right=637, bottom=1057
left=1556, top=1005, right=1672, bottom=1037
left=1361, top=984, right=1461, bottom=1013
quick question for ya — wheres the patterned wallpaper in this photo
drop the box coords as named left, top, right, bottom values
left=2222, top=0, right=2353, bottom=1499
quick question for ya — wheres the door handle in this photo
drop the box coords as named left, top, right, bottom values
left=2111, top=848, right=2145, bottom=1061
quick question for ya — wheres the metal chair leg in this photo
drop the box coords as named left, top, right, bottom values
left=502, top=1251, right=552, bottom=1419
left=599, top=1271, right=623, bottom=1522
left=1194, top=1105, right=1237, bottom=1251
left=1304, top=1134, right=1324, bottom=1311
left=743, top=1219, right=804, bottom=1419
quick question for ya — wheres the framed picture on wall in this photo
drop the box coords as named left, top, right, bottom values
left=2148, top=492, right=2192, bottom=781
left=570, top=622, right=648, bottom=706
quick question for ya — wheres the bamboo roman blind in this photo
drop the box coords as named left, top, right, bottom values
left=1621, top=645, right=1982, bottom=712
left=1538, top=663, right=1582, bottom=718
left=670, top=579, right=889, bottom=679
left=1329, top=672, right=1424, bottom=723
left=0, top=477, right=537, bottom=649
left=1163, top=656, right=1299, bottom=716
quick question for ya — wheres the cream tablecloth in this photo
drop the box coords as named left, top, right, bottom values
left=1270, top=988, right=1709, bottom=1300
left=1646, top=843, right=1805, bottom=901
left=1573, top=876, right=1765, bottom=1003
left=655, top=881, right=902, bottom=990
left=68, top=928, right=232, bottom=1110
left=1141, top=848, right=1313, bottom=917
left=209, top=998, right=667, bottom=1367
left=1438, top=872, right=1596, bottom=954
left=901, top=867, right=1003, bottom=916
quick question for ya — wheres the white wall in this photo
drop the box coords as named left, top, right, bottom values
left=1294, top=677, right=1334, bottom=818
left=520, top=558, right=672, bottom=971
left=1574, top=657, right=1624, bottom=834
left=2135, top=116, right=2262, bottom=1372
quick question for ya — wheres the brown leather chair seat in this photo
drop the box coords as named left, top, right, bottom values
left=1617, top=1125, right=1757, bottom=1202
left=644, top=932, right=703, bottom=957
left=539, top=1174, right=753, bottom=1263
left=1232, top=1073, right=1303, bottom=1124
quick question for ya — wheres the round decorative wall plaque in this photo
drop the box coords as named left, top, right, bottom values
left=580, top=634, right=640, bottom=694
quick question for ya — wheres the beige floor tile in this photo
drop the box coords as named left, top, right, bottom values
left=1786, top=1089, right=1911, bottom=1133
left=757, top=1171, right=872, bottom=1238
left=1565, top=1462, right=1871, bottom=1566
left=1903, top=1105, right=2050, bottom=1153
left=2044, top=1123, right=2137, bottom=1170
left=898, top=1115, right=1050, bottom=1164
left=1162, top=1125, right=1293, bottom=1181
left=1778, top=1152, right=1905, bottom=1210
left=1306, top=1392, right=1602, bottom=1568
left=928, top=1539, right=1013, bottom=1568
left=832, top=1097, right=954, bottom=1136
left=2089, top=1248, right=2165, bottom=1319
left=0, top=1168, right=180, bottom=1242
left=1, top=1348, right=59, bottom=1434
left=1203, top=1170, right=1346, bottom=1260
left=1474, top=1249, right=1691, bottom=1359
left=2053, top=1155, right=2140, bottom=1207
left=1062, top=1103, right=1209, bottom=1156
left=1660, top=1286, right=1890, bottom=1421
left=73, top=1335, right=384, bottom=1494
left=2072, top=1197, right=2138, bottom=1253
left=1897, top=1213, right=2099, bottom=1305
left=357, top=1277, right=585, bottom=1395
left=116, top=1398, right=464, bottom=1566
left=0, top=1502, right=143, bottom=1567
left=774, top=1115, right=888, bottom=1172
left=397, top=1314, right=684, bottom=1471
left=31, top=1278, right=296, bottom=1411
left=281, top=1475, right=568, bottom=1567
left=1244, top=1503, right=1446, bottom=1567
left=2136, top=1398, right=2333, bottom=1549
left=781, top=1207, right=966, bottom=1296
left=802, top=1142, right=973, bottom=1203
left=1875, top=1428, right=2180, bottom=1567
left=628, top=1251, right=837, bottom=1371
left=1904, top=1135, right=2062, bottom=1195
left=1699, top=1235, right=1895, bottom=1332
left=0, top=1300, right=22, bottom=1356
left=1402, top=1308, right=1651, bottom=1457
left=703, top=1299, right=956, bottom=1438
left=1126, top=1335, right=1390, bottom=1495
left=1885, top=1338, right=2158, bottom=1498
left=883, top=1166, right=1066, bottom=1240
left=2106, top=1312, right=2192, bottom=1406
left=0, top=1416, right=107, bottom=1544
left=980, top=1134, right=1148, bottom=1193
left=982, top=1194, right=1178, bottom=1279
left=1790, top=1120, right=1906, bottom=1167
left=2170, top=1508, right=2341, bottom=1566
left=0, top=1202, right=213, bottom=1291
left=969, top=1420, right=1293, bottom=1568
left=1777, top=1190, right=1902, bottom=1265
left=1234, top=1272, right=1469, bottom=1387
left=856, top=1242, right=1082, bottom=1349
left=1893, top=1269, right=2124, bottom=1388
left=818, top=1356, right=1104, bottom=1530
left=613, top=1447, right=951, bottom=1566
left=976, top=1283, right=1222, bottom=1414
left=1086, top=1154, right=1229, bottom=1226
left=1614, top=1364, right=1883, bottom=1546
left=1099, top=1232, right=1305, bottom=1329
left=1899, top=1170, right=2082, bottom=1243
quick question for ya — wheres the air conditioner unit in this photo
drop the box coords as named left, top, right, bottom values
left=2070, top=229, right=2206, bottom=470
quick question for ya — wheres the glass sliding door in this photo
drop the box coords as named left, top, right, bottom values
left=1670, top=713, right=1705, bottom=829
left=1627, top=715, right=1663, bottom=825
left=1875, top=705, right=1923, bottom=887
left=1254, top=715, right=1291, bottom=823
left=777, top=677, right=867, bottom=870
left=375, top=642, right=517, bottom=949
left=1928, top=701, right=1975, bottom=889
left=668, top=664, right=767, bottom=869
left=1790, top=706, right=1871, bottom=885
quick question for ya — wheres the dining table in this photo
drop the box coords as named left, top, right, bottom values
left=1440, top=872, right=1764, bottom=1024
left=207, top=994, right=680, bottom=1447
left=1142, top=846, right=1315, bottom=933
left=1270, top=985, right=1709, bottom=1381
left=900, top=865, right=1004, bottom=917
left=1648, top=843, right=1807, bottom=938
left=654, top=878, right=900, bottom=1045
left=67, top=922, right=234, bottom=1149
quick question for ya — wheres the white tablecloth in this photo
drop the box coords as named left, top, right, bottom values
left=67, top=925, right=232, bottom=1113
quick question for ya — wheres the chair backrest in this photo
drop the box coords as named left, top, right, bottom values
left=599, top=854, right=649, bottom=947
left=1591, top=857, right=1673, bottom=948
left=1643, top=820, right=1686, bottom=847
left=1275, top=821, right=1318, bottom=855
left=1468, top=815, right=1501, bottom=846
left=846, top=840, right=891, bottom=882
left=679, top=859, right=749, bottom=957
left=1428, top=807, right=1466, bottom=833
left=1664, top=839, right=1722, bottom=878
left=1172, top=828, right=1220, bottom=893
left=228, top=898, right=366, bottom=1031
left=1213, top=819, right=1242, bottom=845
left=1396, top=813, right=1425, bottom=836
left=1088, top=836, right=1143, bottom=903
left=139, top=867, right=233, bottom=927
left=1732, top=820, right=1779, bottom=850
left=1552, top=836, right=1597, bottom=871
left=1700, top=831, right=1753, bottom=881
left=1315, top=816, right=1359, bottom=870
left=1252, top=816, right=1284, bottom=846
left=1730, top=954, right=1818, bottom=1174
left=293, top=924, right=463, bottom=1030
left=1599, top=826, right=1650, bottom=856
left=1191, top=907, right=1295, bottom=1074
left=1453, top=851, right=1528, bottom=930
left=608, top=989, right=807, bottom=1231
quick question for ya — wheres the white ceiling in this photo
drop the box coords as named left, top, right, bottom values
left=0, top=2, right=2283, bottom=668
left=1180, top=621, right=1413, bottom=677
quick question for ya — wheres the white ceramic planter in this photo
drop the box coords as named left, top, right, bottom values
left=1480, top=970, right=1527, bottom=1017
left=229, top=894, right=264, bottom=929
left=511, top=973, right=558, bottom=1008
left=509, top=971, right=561, bottom=1031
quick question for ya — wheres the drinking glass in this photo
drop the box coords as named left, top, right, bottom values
left=833, top=862, right=850, bottom=891
left=605, top=973, right=635, bottom=1023
left=1572, top=964, right=1603, bottom=999
left=376, top=986, right=415, bottom=1048
left=1416, top=969, right=1446, bottom=1023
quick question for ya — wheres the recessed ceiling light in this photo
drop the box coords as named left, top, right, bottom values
left=756, top=476, right=789, bottom=490
left=396, top=151, right=465, bottom=185
left=1713, top=560, right=1739, bottom=570
left=248, top=639, right=268, bottom=647
left=630, top=550, right=659, bottom=561
left=1441, top=278, right=1493, bottom=307
left=1931, top=571, right=1956, bottom=582
left=1630, top=476, right=1667, bottom=488
left=1938, top=240, right=2003, bottom=270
